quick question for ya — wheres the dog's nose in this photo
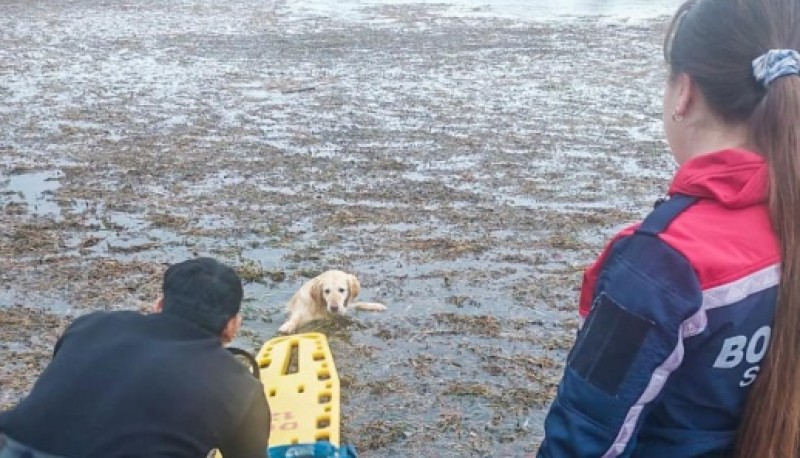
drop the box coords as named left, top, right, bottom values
left=330, top=305, right=339, bottom=313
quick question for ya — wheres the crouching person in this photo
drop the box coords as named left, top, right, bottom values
left=0, top=257, right=270, bottom=458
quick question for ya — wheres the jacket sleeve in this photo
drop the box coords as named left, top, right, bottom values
left=219, top=385, right=271, bottom=458
left=538, top=233, right=702, bottom=457
left=53, top=312, right=104, bottom=357
left=578, top=224, right=638, bottom=319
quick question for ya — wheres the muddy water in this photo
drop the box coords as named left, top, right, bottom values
left=2, top=170, right=62, bottom=218
left=0, top=1, right=677, bottom=456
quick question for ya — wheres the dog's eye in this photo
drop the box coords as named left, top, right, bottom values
left=324, top=288, right=331, bottom=295
left=338, top=288, right=345, bottom=293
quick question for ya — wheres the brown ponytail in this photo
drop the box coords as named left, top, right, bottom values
left=665, top=0, right=800, bottom=456
left=737, top=71, right=800, bottom=458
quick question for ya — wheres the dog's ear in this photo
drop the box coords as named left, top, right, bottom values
left=309, top=278, right=325, bottom=307
left=347, top=274, right=361, bottom=301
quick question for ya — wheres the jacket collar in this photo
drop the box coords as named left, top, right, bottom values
left=668, top=148, right=769, bottom=209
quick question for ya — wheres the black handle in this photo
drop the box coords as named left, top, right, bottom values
left=226, top=347, right=260, bottom=380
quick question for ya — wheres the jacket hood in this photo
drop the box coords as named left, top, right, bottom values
left=668, top=149, right=769, bottom=209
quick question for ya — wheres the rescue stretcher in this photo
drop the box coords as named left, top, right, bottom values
left=222, top=333, right=357, bottom=458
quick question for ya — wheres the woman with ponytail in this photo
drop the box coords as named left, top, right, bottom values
left=537, top=1, right=800, bottom=456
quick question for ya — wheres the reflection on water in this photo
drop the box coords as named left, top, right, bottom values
left=3, top=170, right=62, bottom=218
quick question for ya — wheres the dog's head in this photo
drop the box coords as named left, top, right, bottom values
left=310, top=270, right=361, bottom=315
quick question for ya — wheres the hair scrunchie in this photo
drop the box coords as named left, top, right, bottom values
left=753, top=49, right=800, bottom=88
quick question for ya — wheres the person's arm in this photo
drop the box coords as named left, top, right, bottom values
left=577, top=224, right=638, bottom=320
left=53, top=312, right=103, bottom=356
left=219, top=387, right=271, bottom=458
left=538, top=233, right=702, bottom=457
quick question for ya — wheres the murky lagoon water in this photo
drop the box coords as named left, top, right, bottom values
left=1, top=0, right=680, bottom=455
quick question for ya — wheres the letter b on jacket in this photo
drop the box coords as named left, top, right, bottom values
left=713, top=326, right=771, bottom=369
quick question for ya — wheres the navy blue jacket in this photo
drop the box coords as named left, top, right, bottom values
left=538, top=150, right=779, bottom=457
left=0, top=311, right=270, bottom=458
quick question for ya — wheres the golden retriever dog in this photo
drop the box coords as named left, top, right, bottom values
left=278, top=270, right=386, bottom=334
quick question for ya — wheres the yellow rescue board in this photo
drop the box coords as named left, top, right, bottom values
left=215, top=333, right=341, bottom=458
left=260, top=332, right=341, bottom=448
